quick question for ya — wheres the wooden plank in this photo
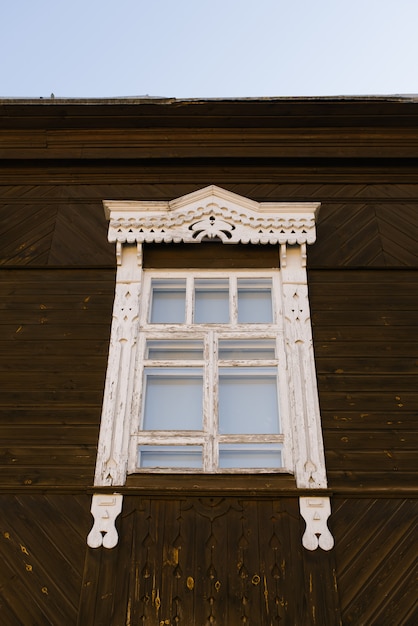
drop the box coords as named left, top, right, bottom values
left=0, top=445, right=97, bottom=467
left=0, top=423, right=99, bottom=447
left=316, top=356, right=418, bottom=374
left=0, top=466, right=94, bottom=487
left=318, top=374, right=418, bottom=392
left=1, top=370, right=106, bottom=391
left=326, top=450, right=417, bottom=471
left=0, top=409, right=100, bottom=426
left=324, top=429, right=418, bottom=449
left=321, top=410, right=418, bottom=430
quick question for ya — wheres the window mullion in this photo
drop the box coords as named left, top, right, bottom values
left=185, top=275, right=194, bottom=324
left=203, top=330, right=216, bottom=471
left=230, top=275, right=238, bottom=325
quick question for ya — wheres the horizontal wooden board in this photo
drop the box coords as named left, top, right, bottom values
left=1, top=370, right=106, bottom=391
left=0, top=407, right=100, bottom=425
left=0, top=423, right=99, bottom=440
left=316, top=356, right=418, bottom=374
left=321, top=410, right=418, bottom=430
left=324, top=429, right=418, bottom=449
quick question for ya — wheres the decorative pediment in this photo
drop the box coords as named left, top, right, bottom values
left=104, top=186, right=320, bottom=246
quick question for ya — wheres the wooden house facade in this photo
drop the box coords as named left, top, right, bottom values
left=0, top=97, right=417, bottom=625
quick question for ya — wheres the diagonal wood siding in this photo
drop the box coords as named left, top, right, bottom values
left=1, top=182, right=418, bottom=267
left=332, top=497, right=418, bottom=625
left=0, top=494, right=91, bottom=625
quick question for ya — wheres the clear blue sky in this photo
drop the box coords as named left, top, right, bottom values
left=2, top=0, right=418, bottom=99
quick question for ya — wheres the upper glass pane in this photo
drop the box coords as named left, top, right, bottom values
left=146, top=340, right=204, bottom=360
left=218, top=339, right=276, bottom=360
left=218, top=367, right=280, bottom=434
left=143, top=368, right=203, bottom=430
left=237, top=279, right=273, bottom=323
left=194, top=279, right=229, bottom=323
left=150, top=279, right=186, bottom=323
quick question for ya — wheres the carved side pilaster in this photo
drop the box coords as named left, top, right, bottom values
left=280, top=246, right=327, bottom=490
left=94, top=245, right=142, bottom=486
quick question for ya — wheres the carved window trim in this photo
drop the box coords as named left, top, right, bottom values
left=88, top=186, right=333, bottom=550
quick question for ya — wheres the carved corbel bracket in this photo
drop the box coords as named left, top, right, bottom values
left=300, top=496, right=334, bottom=551
left=87, top=494, right=123, bottom=549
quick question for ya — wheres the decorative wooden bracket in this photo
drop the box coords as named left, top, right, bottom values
left=299, top=496, right=334, bottom=551
left=87, top=494, right=123, bottom=549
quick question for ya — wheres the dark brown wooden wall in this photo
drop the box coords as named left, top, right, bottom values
left=0, top=268, right=113, bottom=489
left=1, top=267, right=417, bottom=491
left=311, top=269, right=418, bottom=490
left=1, top=266, right=417, bottom=624
left=1, top=99, right=418, bottom=624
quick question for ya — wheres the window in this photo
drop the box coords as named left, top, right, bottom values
left=94, top=186, right=327, bottom=490
left=89, top=186, right=334, bottom=551
left=129, top=271, right=287, bottom=473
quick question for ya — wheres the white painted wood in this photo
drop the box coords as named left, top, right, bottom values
left=280, top=245, right=328, bottom=489
left=300, top=496, right=334, bottom=551
left=94, top=244, right=142, bottom=486
left=104, top=185, right=319, bottom=246
left=87, top=494, right=123, bottom=549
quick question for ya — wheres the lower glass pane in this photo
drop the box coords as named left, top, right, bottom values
left=219, top=443, right=282, bottom=468
left=143, top=368, right=203, bottom=430
left=219, top=368, right=280, bottom=434
left=138, top=445, right=202, bottom=469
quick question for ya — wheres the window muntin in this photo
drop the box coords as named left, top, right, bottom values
left=130, top=270, right=286, bottom=473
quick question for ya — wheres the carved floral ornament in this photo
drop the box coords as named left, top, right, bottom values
left=89, top=186, right=333, bottom=551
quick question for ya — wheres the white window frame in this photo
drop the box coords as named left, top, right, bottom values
left=88, top=186, right=334, bottom=551
left=127, top=269, right=291, bottom=475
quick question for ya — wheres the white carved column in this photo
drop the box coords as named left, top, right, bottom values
left=280, top=243, right=333, bottom=550
left=280, top=244, right=327, bottom=490
left=94, top=244, right=142, bottom=487
left=88, top=244, right=142, bottom=547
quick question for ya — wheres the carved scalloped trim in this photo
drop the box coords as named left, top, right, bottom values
left=104, top=187, right=319, bottom=246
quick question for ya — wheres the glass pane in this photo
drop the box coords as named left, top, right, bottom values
left=218, top=340, right=276, bottom=360
left=143, top=368, right=203, bottom=430
left=237, top=279, right=273, bottom=323
left=218, top=367, right=279, bottom=434
left=150, top=279, right=186, bottom=323
left=219, top=444, right=282, bottom=468
left=146, top=340, right=204, bottom=360
left=194, top=279, right=229, bottom=323
left=138, top=445, right=202, bottom=469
